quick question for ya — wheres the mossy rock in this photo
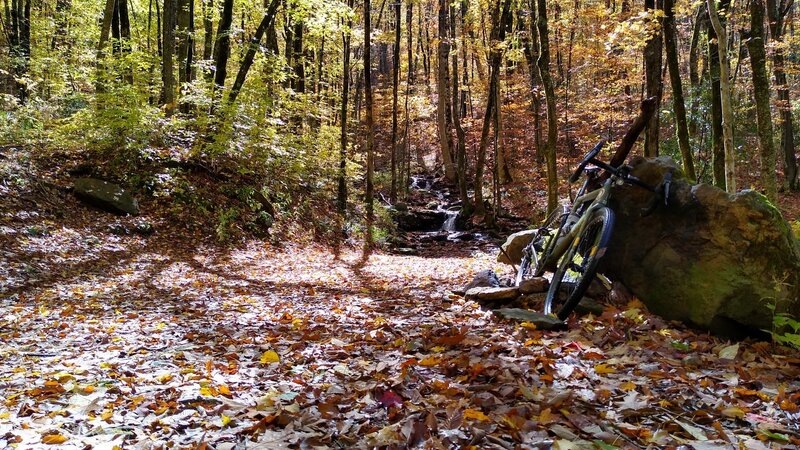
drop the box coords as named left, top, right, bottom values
left=74, top=178, right=139, bottom=216
left=598, top=157, right=800, bottom=336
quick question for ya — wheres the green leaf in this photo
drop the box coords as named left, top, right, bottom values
left=670, top=340, right=690, bottom=352
left=758, top=430, right=789, bottom=442
left=593, top=440, right=620, bottom=450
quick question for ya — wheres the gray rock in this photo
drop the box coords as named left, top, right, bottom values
left=585, top=277, right=611, bottom=299
left=74, top=178, right=139, bottom=215
left=465, top=286, right=520, bottom=302
left=574, top=297, right=605, bottom=315
left=493, top=308, right=566, bottom=330
left=599, top=156, right=800, bottom=336
left=394, top=209, right=447, bottom=231
left=497, top=229, right=538, bottom=265
left=518, top=277, right=549, bottom=294
left=132, top=220, right=154, bottom=235
left=454, top=270, right=500, bottom=296
left=461, top=270, right=500, bottom=293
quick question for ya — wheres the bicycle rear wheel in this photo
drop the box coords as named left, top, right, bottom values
left=544, top=207, right=614, bottom=320
left=516, top=206, right=566, bottom=285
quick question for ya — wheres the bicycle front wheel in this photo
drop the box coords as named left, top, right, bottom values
left=544, top=207, right=615, bottom=320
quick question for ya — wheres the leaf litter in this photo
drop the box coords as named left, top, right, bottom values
left=1, top=166, right=800, bottom=448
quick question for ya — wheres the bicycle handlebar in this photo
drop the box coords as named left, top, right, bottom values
left=640, top=171, right=673, bottom=217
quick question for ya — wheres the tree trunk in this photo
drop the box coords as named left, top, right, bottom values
left=536, top=0, right=558, bottom=214
left=474, top=0, right=511, bottom=218
left=338, top=0, right=353, bottom=214
left=202, top=0, right=213, bottom=60
left=766, top=0, right=798, bottom=191
left=526, top=0, right=543, bottom=163
left=293, top=21, right=305, bottom=93
left=119, top=0, right=133, bottom=84
left=404, top=0, right=413, bottom=197
left=643, top=0, right=662, bottom=157
left=364, top=0, right=375, bottom=252
left=176, top=0, right=191, bottom=85
left=227, top=0, right=281, bottom=104
left=746, top=0, right=777, bottom=202
left=688, top=5, right=703, bottom=136
left=212, top=0, right=233, bottom=90
left=452, top=0, right=470, bottom=214
left=112, top=0, right=121, bottom=54
left=436, top=0, right=456, bottom=182
left=390, top=0, right=401, bottom=202
left=162, top=0, right=177, bottom=115
left=663, top=0, right=695, bottom=180
left=707, top=7, right=724, bottom=187
left=707, top=0, right=735, bottom=193
left=96, top=0, right=116, bottom=95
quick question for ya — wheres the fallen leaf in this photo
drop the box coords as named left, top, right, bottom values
left=42, top=434, right=68, bottom=444
left=676, top=420, right=708, bottom=441
left=463, top=408, right=490, bottom=422
left=379, top=391, right=403, bottom=409
left=721, top=406, right=745, bottom=419
left=594, top=364, right=616, bottom=374
left=718, top=343, right=739, bottom=360
left=260, top=350, right=280, bottom=364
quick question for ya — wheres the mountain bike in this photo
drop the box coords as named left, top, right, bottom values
left=516, top=140, right=671, bottom=320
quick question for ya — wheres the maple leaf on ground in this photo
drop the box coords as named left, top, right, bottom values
left=379, top=390, right=403, bottom=409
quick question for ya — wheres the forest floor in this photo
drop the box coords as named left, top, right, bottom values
left=2, top=148, right=800, bottom=449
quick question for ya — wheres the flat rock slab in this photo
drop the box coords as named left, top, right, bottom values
left=465, top=286, right=520, bottom=302
left=518, top=277, right=549, bottom=294
left=74, top=178, right=139, bottom=215
left=574, top=298, right=605, bottom=315
left=494, top=308, right=566, bottom=330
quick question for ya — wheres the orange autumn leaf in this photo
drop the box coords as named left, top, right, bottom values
left=42, top=434, right=68, bottom=445
left=463, top=409, right=491, bottom=422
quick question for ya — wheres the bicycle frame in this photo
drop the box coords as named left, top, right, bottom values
left=539, top=176, right=614, bottom=271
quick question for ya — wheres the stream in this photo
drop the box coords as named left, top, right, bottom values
left=390, top=175, right=493, bottom=256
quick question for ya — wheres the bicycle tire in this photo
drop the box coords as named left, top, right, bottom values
left=544, top=207, right=615, bottom=320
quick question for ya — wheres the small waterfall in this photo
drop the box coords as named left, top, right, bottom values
left=441, top=210, right=458, bottom=232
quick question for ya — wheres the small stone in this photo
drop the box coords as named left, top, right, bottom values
left=682, top=355, right=703, bottom=368
left=585, top=277, right=611, bottom=299
left=518, top=277, right=549, bottom=294
left=108, top=223, right=128, bottom=235
left=393, top=247, right=418, bottom=256
left=465, top=286, right=520, bottom=302
left=132, top=220, right=154, bottom=235
left=516, top=293, right=546, bottom=309
left=493, top=308, right=566, bottom=330
left=574, top=297, right=605, bottom=315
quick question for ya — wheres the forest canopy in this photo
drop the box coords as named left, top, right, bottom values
left=1, top=0, right=799, bottom=240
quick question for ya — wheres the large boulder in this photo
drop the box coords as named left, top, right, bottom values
left=394, top=208, right=446, bottom=231
left=599, top=156, right=800, bottom=336
left=497, top=229, right=538, bottom=265
left=74, top=178, right=139, bottom=215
